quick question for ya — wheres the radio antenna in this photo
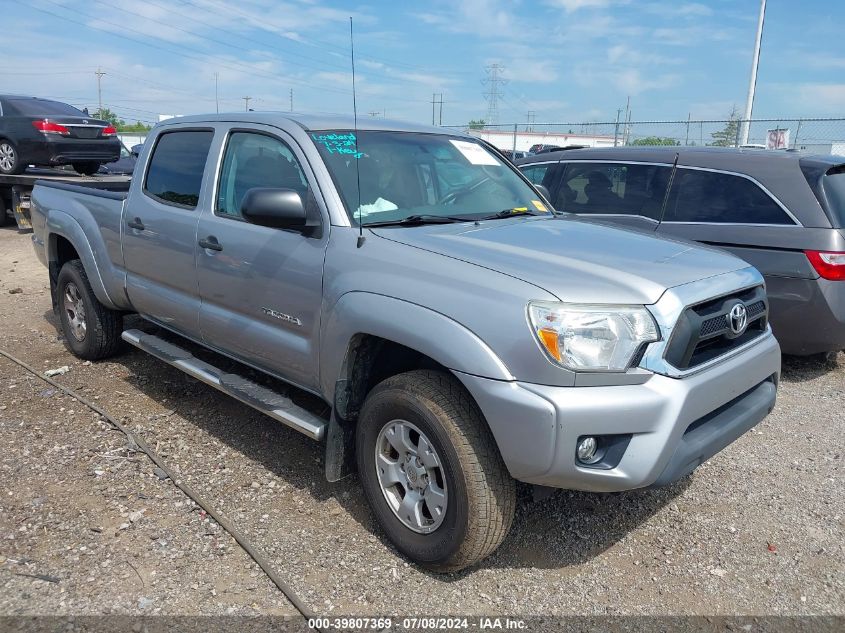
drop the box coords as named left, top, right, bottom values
left=659, top=152, right=680, bottom=222
left=350, top=17, right=365, bottom=248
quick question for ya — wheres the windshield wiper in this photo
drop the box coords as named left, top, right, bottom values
left=479, top=207, right=541, bottom=220
left=362, top=214, right=471, bottom=227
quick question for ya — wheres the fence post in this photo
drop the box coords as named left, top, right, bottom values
left=512, top=124, right=517, bottom=155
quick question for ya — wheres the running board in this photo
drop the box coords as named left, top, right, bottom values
left=121, top=329, right=327, bottom=441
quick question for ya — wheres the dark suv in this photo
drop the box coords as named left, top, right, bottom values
left=0, top=95, right=120, bottom=175
left=516, top=146, right=845, bottom=356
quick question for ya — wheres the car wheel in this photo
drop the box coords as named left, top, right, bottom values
left=356, top=369, right=516, bottom=572
left=57, top=260, right=123, bottom=360
left=71, top=161, right=102, bottom=176
left=0, top=140, right=23, bottom=175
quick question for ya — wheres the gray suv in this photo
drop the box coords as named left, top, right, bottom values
left=517, top=147, right=845, bottom=356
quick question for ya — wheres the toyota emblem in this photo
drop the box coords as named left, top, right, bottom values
left=728, top=303, right=748, bottom=336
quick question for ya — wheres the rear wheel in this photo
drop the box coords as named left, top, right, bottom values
left=0, top=140, right=23, bottom=175
left=57, top=260, right=122, bottom=360
left=71, top=161, right=102, bottom=176
left=356, top=370, right=515, bottom=572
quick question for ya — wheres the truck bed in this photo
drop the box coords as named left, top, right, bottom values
left=1, top=168, right=130, bottom=230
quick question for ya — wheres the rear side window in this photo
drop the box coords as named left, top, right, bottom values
left=664, top=169, right=794, bottom=225
left=144, top=130, right=214, bottom=208
left=820, top=166, right=845, bottom=228
left=6, top=98, right=85, bottom=117
left=559, top=162, right=671, bottom=220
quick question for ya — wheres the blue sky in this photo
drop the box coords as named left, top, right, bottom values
left=1, top=0, right=843, bottom=126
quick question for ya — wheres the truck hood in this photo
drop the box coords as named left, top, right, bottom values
left=371, top=216, right=748, bottom=305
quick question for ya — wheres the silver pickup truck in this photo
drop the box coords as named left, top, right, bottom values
left=30, top=113, right=781, bottom=571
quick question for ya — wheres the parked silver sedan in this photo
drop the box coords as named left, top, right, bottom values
left=516, top=147, right=845, bottom=356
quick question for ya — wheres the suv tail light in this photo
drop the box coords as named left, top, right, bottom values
left=102, top=125, right=117, bottom=137
left=32, top=119, right=70, bottom=135
left=805, top=250, right=845, bottom=280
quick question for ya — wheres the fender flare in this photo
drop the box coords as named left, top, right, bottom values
left=46, top=210, right=120, bottom=310
left=319, top=291, right=513, bottom=403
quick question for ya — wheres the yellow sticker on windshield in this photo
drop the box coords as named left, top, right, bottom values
left=531, top=200, right=548, bottom=212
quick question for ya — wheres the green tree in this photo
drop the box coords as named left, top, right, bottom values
left=93, top=107, right=121, bottom=126
left=468, top=119, right=486, bottom=130
left=709, top=105, right=740, bottom=147
left=120, top=121, right=153, bottom=133
left=630, top=136, right=680, bottom=146
left=92, top=108, right=151, bottom=133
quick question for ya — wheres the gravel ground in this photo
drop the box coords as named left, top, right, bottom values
left=0, top=225, right=843, bottom=617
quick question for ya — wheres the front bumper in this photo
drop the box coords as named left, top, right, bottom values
left=456, top=329, right=781, bottom=492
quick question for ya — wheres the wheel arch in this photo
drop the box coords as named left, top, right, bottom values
left=320, top=292, right=513, bottom=420
left=46, top=216, right=118, bottom=311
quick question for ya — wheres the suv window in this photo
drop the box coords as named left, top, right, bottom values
left=664, top=168, right=794, bottom=224
left=144, top=130, right=214, bottom=208
left=819, top=165, right=845, bottom=228
left=216, top=132, right=309, bottom=218
left=559, top=162, right=671, bottom=220
left=521, top=163, right=552, bottom=186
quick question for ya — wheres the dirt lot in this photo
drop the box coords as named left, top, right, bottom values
left=1, top=225, right=843, bottom=617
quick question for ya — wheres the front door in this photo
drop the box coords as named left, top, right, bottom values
left=122, top=128, right=215, bottom=336
left=196, top=127, right=328, bottom=392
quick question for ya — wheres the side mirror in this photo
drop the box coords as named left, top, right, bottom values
left=241, top=188, right=307, bottom=229
left=130, top=144, right=142, bottom=157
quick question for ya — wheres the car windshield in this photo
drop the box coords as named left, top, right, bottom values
left=7, top=98, right=86, bottom=117
left=311, top=130, right=551, bottom=225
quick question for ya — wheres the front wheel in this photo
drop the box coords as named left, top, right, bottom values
left=0, top=140, right=23, bottom=175
left=356, top=370, right=515, bottom=572
left=71, top=161, right=102, bottom=176
left=57, top=260, right=123, bottom=360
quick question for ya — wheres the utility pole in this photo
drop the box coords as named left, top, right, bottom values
left=740, top=0, right=766, bottom=145
left=613, top=108, right=622, bottom=147
left=438, top=94, right=443, bottom=126
left=242, top=96, right=251, bottom=111
left=482, top=64, right=507, bottom=126
left=214, top=72, right=219, bottom=114
left=432, top=93, right=436, bottom=126
left=95, top=67, right=106, bottom=117
left=685, top=112, right=691, bottom=145
left=526, top=111, right=535, bottom=132
left=290, top=88, right=293, bottom=112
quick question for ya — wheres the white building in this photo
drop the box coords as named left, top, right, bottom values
left=469, top=129, right=618, bottom=152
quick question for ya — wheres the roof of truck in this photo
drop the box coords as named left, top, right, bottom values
left=157, top=112, right=452, bottom=135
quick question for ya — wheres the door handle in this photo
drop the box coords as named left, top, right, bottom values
left=127, top=217, right=145, bottom=231
left=198, top=236, right=223, bottom=251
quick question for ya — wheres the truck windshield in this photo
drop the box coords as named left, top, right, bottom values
left=311, top=130, right=550, bottom=225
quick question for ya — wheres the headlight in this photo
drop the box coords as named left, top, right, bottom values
left=528, top=301, right=659, bottom=372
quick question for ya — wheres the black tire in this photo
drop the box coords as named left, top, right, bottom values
left=0, top=140, right=24, bottom=175
left=56, top=260, right=123, bottom=360
left=356, top=369, right=515, bottom=572
left=71, top=161, right=102, bottom=176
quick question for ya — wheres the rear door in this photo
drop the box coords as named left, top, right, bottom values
left=556, top=161, right=672, bottom=233
left=122, top=128, right=215, bottom=337
left=655, top=167, right=807, bottom=276
left=195, top=125, right=328, bottom=392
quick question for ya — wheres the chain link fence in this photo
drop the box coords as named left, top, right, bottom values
left=444, top=118, right=845, bottom=155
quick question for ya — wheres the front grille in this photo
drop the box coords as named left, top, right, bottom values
left=69, top=126, right=101, bottom=139
left=664, top=286, right=768, bottom=370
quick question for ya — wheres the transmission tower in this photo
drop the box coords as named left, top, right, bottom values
left=482, top=64, right=507, bottom=126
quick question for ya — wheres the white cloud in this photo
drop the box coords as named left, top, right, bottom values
left=790, top=83, right=845, bottom=115
left=545, top=0, right=621, bottom=12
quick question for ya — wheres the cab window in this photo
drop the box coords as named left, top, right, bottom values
left=144, top=130, right=214, bottom=208
left=216, top=132, right=309, bottom=219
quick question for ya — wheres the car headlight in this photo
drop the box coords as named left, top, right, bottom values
left=528, top=301, right=660, bottom=372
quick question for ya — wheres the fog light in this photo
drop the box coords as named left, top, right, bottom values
left=577, top=436, right=598, bottom=463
